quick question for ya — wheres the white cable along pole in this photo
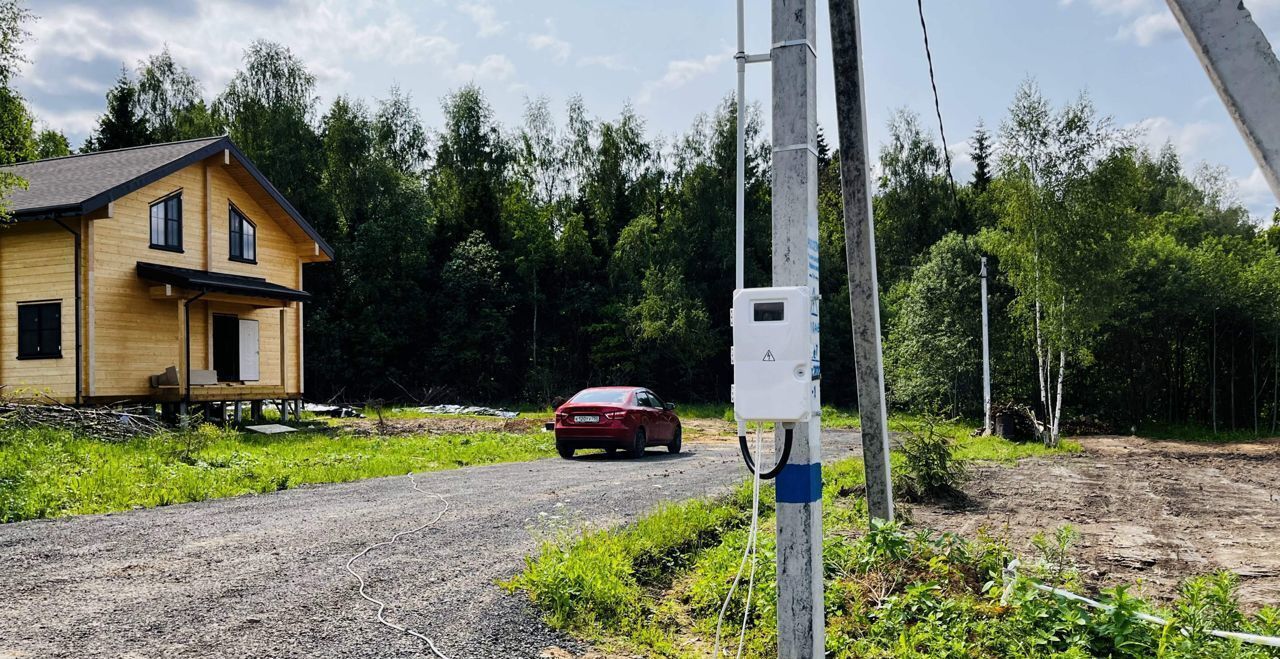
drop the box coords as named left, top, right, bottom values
left=344, top=473, right=451, bottom=659
left=715, top=424, right=765, bottom=658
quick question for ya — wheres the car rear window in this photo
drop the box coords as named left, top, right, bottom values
left=570, top=389, right=631, bottom=404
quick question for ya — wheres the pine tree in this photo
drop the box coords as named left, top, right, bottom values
left=84, top=68, right=152, bottom=152
left=970, top=119, right=992, bottom=192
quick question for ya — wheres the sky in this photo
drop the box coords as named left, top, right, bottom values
left=15, top=0, right=1280, bottom=219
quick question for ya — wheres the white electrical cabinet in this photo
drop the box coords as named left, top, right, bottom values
left=732, top=286, right=815, bottom=423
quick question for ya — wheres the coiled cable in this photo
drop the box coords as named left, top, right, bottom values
left=737, top=426, right=794, bottom=480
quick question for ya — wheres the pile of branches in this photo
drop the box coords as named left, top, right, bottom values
left=0, top=401, right=164, bottom=441
left=990, top=402, right=1040, bottom=443
left=1061, top=414, right=1117, bottom=436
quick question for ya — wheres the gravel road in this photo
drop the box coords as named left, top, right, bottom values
left=0, top=434, right=858, bottom=659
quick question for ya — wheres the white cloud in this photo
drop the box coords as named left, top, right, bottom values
left=637, top=52, right=730, bottom=104
left=1237, top=166, right=1277, bottom=218
left=1116, top=11, right=1179, bottom=46
left=19, top=0, right=461, bottom=96
left=1060, top=0, right=1180, bottom=46
left=453, top=54, right=515, bottom=82
left=577, top=54, right=634, bottom=72
left=527, top=33, right=571, bottom=64
left=27, top=103, right=98, bottom=136
left=1128, top=116, right=1222, bottom=157
left=458, top=2, right=506, bottom=38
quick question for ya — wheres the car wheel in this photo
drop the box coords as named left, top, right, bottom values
left=629, top=428, right=647, bottom=459
left=556, top=441, right=575, bottom=459
left=667, top=425, right=682, bottom=454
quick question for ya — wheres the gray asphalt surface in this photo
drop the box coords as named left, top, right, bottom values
left=0, top=433, right=859, bottom=659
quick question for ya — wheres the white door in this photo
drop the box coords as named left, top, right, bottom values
left=238, top=319, right=260, bottom=382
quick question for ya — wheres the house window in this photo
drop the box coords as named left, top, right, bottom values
left=229, top=204, right=256, bottom=263
left=17, top=302, right=61, bottom=359
left=149, top=193, right=182, bottom=251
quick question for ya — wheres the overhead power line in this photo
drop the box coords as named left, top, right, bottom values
left=915, top=0, right=958, bottom=198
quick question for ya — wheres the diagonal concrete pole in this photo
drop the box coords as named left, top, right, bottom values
left=771, top=0, right=825, bottom=656
left=829, top=0, right=894, bottom=523
left=1166, top=0, right=1280, bottom=201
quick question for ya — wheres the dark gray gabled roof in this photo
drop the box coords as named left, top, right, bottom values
left=2, top=136, right=334, bottom=259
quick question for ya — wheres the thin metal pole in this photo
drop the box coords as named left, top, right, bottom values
left=829, top=0, right=894, bottom=523
left=735, top=0, right=746, bottom=292
left=771, top=1, right=823, bottom=656
left=981, top=257, right=992, bottom=434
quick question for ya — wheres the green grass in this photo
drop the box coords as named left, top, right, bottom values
left=508, top=427, right=1095, bottom=656
left=0, top=424, right=556, bottom=523
left=675, top=403, right=731, bottom=420
left=1135, top=422, right=1280, bottom=443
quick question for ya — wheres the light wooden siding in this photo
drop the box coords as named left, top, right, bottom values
left=88, top=158, right=302, bottom=397
left=205, top=300, right=287, bottom=388
left=0, top=221, right=76, bottom=400
left=207, top=165, right=300, bottom=392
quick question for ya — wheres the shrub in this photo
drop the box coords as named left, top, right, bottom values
left=894, top=415, right=969, bottom=501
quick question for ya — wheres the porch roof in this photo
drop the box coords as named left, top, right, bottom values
left=136, top=261, right=311, bottom=303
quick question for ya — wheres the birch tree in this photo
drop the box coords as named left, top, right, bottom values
left=983, top=81, right=1137, bottom=446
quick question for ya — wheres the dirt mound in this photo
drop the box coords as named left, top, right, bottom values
left=911, top=435, right=1280, bottom=610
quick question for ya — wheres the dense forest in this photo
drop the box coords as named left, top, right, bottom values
left=1, top=2, right=1278, bottom=437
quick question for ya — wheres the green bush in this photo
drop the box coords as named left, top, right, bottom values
left=894, top=415, right=970, bottom=501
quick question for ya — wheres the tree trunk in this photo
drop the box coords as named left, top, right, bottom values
left=1253, top=323, right=1258, bottom=437
left=1231, top=330, right=1237, bottom=432
left=1212, top=310, right=1218, bottom=435
left=1034, top=299, right=1050, bottom=445
left=1052, top=349, right=1066, bottom=447
left=531, top=273, right=539, bottom=368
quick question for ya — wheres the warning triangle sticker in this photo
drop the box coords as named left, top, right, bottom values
left=762, top=350, right=776, bottom=362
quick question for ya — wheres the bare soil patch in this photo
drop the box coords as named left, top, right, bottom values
left=345, top=415, right=547, bottom=436
left=911, top=435, right=1280, bottom=609
left=681, top=417, right=737, bottom=441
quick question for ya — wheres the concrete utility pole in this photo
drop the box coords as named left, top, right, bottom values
left=981, top=257, right=992, bottom=434
left=828, top=0, right=894, bottom=523
left=770, top=0, right=824, bottom=656
left=1166, top=0, right=1280, bottom=201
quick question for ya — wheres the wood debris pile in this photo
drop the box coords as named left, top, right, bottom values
left=0, top=402, right=164, bottom=441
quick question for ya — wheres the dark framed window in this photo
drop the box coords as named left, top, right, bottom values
left=149, top=192, right=182, bottom=252
left=17, top=302, right=61, bottom=359
left=229, top=204, right=257, bottom=263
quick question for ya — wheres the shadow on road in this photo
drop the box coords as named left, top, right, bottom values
left=569, top=450, right=697, bottom=463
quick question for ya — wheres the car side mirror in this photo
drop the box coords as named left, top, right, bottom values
left=664, top=402, right=676, bottom=411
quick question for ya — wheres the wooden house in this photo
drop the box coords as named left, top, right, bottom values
left=0, top=136, right=333, bottom=416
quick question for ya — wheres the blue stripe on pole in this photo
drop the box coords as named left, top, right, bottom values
left=775, top=462, right=822, bottom=503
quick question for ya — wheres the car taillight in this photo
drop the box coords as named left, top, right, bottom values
left=604, top=411, right=627, bottom=420
left=555, top=412, right=567, bottom=421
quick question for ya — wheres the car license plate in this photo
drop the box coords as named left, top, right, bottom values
left=574, top=414, right=600, bottom=423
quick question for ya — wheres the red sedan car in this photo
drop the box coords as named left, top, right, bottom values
left=553, top=386, right=682, bottom=459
